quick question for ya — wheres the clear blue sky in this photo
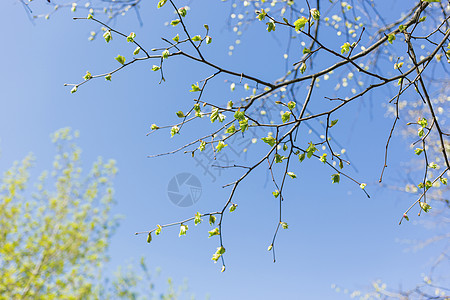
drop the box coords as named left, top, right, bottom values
left=1, top=0, right=447, bottom=299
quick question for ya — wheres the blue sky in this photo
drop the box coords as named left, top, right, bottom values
left=1, top=0, right=448, bottom=299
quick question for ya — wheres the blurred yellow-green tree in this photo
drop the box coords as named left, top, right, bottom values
left=0, top=128, right=188, bottom=300
left=0, top=128, right=118, bottom=298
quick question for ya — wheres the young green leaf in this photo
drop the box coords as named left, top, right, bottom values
left=266, top=21, right=276, bottom=32
left=281, top=111, right=291, bottom=123
left=418, top=118, right=428, bottom=127
left=198, top=140, right=206, bottom=151
left=281, top=222, right=288, bottom=229
left=210, top=108, right=219, bottom=123
left=194, top=212, right=202, bottom=225
left=190, top=83, right=201, bottom=92
left=273, top=190, right=280, bottom=198
left=299, top=62, right=307, bottom=74
left=126, top=32, right=136, bottom=42
left=133, top=46, right=141, bottom=55
left=331, top=173, right=340, bottom=183
left=414, top=148, right=423, bottom=155
left=229, top=204, right=237, bottom=212
left=178, top=6, right=187, bottom=17
left=115, top=55, right=126, bottom=65
left=208, top=228, right=220, bottom=237
left=155, top=224, right=162, bottom=235
left=341, top=42, right=351, bottom=54
left=216, top=141, right=227, bottom=152
left=256, top=9, right=267, bottom=21
left=310, top=8, right=320, bottom=20
left=387, top=34, right=396, bottom=44
left=157, top=0, right=168, bottom=8
left=261, top=136, right=276, bottom=147
left=83, top=71, right=92, bottom=80
left=287, top=172, right=297, bottom=179
left=428, top=162, right=438, bottom=169
left=287, top=101, right=296, bottom=110
left=211, top=246, right=225, bottom=262
left=294, top=16, right=308, bottom=31
left=306, top=142, right=318, bottom=158
left=170, top=125, right=179, bottom=137
left=239, top=118, right=248, bottom=132
left=176, top=111, right=185, bottom=118
left=234, top=110, right=245, bottom=120
left=419, top=201, right=431, bottom=212
left=274, top=154, right=286, bottom=163
left=179, top=224, right=188, bottom=236
left=103, top=30, right=112, bottom=43
left=298, top=152, right=306, bottom=162
left=209, top=215, right=216, bottom=226
left=330, top=119, right=338, bottom=127
left=226, top=124, right=236, bottom=134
